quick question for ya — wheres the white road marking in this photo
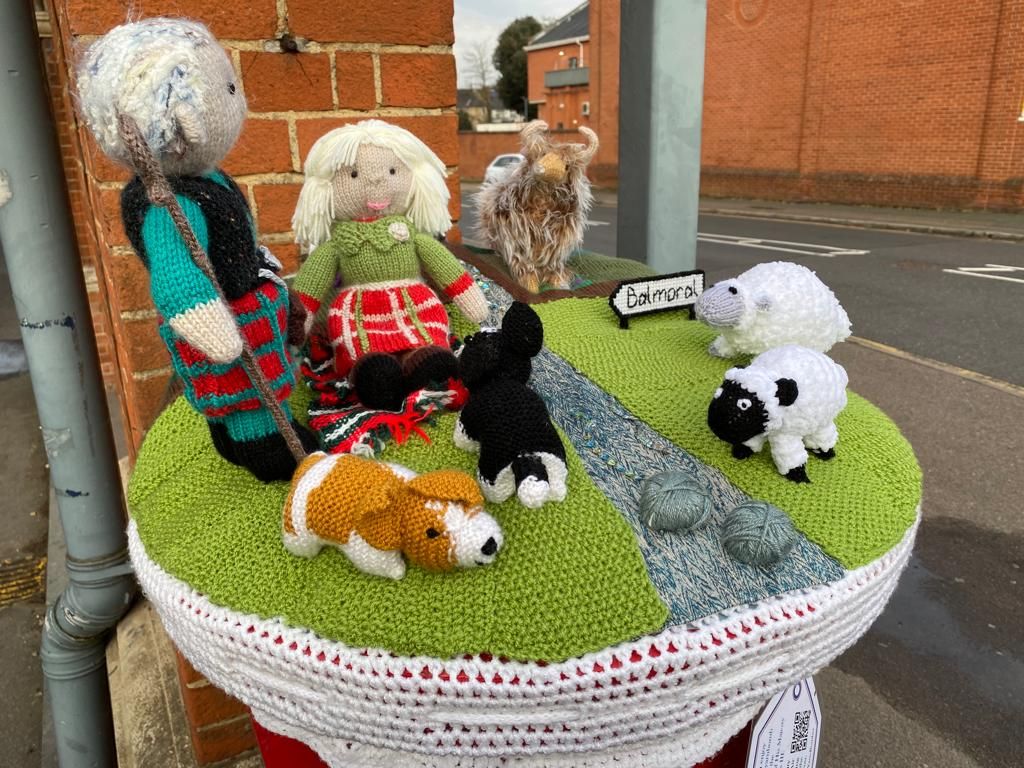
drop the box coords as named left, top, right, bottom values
left=942, top=264, right=1024, bottom=285
left=697, top=232, right=869, bottom=258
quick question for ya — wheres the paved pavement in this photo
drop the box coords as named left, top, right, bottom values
left=0, top=250, right=48, bottom=768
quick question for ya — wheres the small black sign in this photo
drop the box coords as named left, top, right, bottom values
left=608, top=270, right=705, bottom=329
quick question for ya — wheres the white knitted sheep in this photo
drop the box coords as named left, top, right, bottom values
left=695, top=262, right=851, bottom=357
left=707, top=345, right=848, bottom=483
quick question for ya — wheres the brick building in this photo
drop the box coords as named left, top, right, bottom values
left=525, top=2, right=592, bottom=130
left=35, top=0, right=462, bottom=762
left=516, top=0, right=1024, bottom=209
left=699, top=0, right=1024, bottom=210
left=462, top=1, right=615, bottom=184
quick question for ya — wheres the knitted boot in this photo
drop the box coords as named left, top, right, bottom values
left=351, top=352, right=406, bottom=411
left=219, top=403, right=320, bottom=482
left=208, top=421, right=240, bottom=465
left=231, top=431, right=302, bottom=483
left=400, top=345, right=459, bottom=394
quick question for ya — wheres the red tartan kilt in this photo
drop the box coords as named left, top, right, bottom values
left=327, top=282, right=451, bottom=375
left=164, top=281, right=294, bottom=417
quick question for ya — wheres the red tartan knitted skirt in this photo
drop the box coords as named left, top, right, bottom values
left=326, top=280, right=451, bottom=375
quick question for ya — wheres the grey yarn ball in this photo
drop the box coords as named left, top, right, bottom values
left=721, top=501, right=798, bottom=567
left=640, top=470, right=714, bottom=532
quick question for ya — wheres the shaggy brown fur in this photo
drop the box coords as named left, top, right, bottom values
left=477, top=121, right=598, bottom=293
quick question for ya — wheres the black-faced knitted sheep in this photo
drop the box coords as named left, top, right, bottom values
left=707, top=345, right=848, bottom=483
left=695, top=261, right=851, bottom=357
left=454, top=302, right=567, bottom=508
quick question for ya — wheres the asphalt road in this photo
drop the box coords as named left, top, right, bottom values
left=462, top=186, right=1024, bottom=767
left=461, top=192, right=1024, bottom=387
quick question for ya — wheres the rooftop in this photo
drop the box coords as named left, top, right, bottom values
left=527, top=2, right=589, bottom=49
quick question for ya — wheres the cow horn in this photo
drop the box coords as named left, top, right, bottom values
left=520, top=120, right=550, bottom=158
left=578, top=126, right=599, bottom=163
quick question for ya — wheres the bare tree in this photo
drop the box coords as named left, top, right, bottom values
left=462, top=39, right=495, bottom=124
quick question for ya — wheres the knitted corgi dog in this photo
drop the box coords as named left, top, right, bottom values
left=292, top=120, right=489, bottom=412
left=77, top=18, right=315, bottom=482
left=455, top=302, right=567, bottom=509
left=282, top=453, right=503, bottom=579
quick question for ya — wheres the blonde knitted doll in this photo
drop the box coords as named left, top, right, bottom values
left=293, top=121, right=489, bottom=411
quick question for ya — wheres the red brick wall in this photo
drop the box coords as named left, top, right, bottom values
left=50, top=0, right=461, bottom=456
left=699, top=0, right=1024, bottom=209
left=47, top=0, right=460, bottom=762
left=458, top=128, right=589, bottom=181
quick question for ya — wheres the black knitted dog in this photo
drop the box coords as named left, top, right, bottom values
left=454, top=302, right=567, bottom=508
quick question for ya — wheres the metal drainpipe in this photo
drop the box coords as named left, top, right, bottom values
left=0, top=4, right=137, bottom=767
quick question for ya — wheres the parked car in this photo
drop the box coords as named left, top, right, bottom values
left=483, top=153, right=525, bottom=184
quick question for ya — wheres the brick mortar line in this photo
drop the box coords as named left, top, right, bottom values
left=194, top=711, right=252, bottom=733
left=275, top=0, right=288, bottom=37
left=233, top=172, right=305, bottom=185
left=71, top=34, right=451, bottom=54
left=132, top=366, right=172, bottom=381
left=224, top=41, right=453, bottom=54
left=121, top=309, right=157, bottom=321
left=246, top=106, right=452, bottom=119
left=329, top=51, right=339, bottom=110
left=372, top=53, right=383, bottom=107
left=287, top=116, right=302, bottom=172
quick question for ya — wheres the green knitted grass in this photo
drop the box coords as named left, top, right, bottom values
left=128, top=398, right=667, bottom=662
left=534, top=298, right=922, bottom=569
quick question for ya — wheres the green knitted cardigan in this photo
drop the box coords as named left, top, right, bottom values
left=293, top=215, right=469, bottom=312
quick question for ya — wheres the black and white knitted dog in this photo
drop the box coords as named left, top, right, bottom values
left=454, top=302, right=567, bottom=508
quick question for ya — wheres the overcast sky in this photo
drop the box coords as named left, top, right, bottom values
left=454, top=0, right=583, bottom=88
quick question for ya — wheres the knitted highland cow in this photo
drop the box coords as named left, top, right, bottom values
left=476, top=121, right=598, bottom=293
left=292, top=121, right=489, bottom=412
left=77, top=18, right=315, bottom=482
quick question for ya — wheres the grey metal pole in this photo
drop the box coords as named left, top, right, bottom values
left=618, top=0, right=708, bottom=271
left=0, top=3, right=137, bottom=767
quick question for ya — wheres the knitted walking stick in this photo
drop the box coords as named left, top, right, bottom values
left=116, top=113, right=307, bottom=464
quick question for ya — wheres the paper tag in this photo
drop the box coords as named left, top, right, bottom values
left=746, top=678, right=821, bottom=768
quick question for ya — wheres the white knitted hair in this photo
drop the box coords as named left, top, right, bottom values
left=77, top=18, right=243, bottom=172
left=293, top=120, right=452, bottom=251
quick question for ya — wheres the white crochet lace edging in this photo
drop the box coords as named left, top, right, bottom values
left=251, top=700, right=763, bottom=768
left=129, top=510, right=918, bottom=761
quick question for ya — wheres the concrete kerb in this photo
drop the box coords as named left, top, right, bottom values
left=579, top=186, right=1024, bottom=242
left=695, top=206, right=1024, bottom=242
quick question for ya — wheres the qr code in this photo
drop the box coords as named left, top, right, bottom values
left=790, top=710, right=810, bottom=753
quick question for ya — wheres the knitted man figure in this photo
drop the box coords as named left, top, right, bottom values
left=293, top=121, right=489, bottom=411
left=78, top=18, right=314, bottom=481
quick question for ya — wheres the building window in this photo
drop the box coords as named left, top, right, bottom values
left=557, top=122, right=564, bottom=130
left=568, top=56, right=578, bottom=69
left=582, top=101, right=590, bottom=116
